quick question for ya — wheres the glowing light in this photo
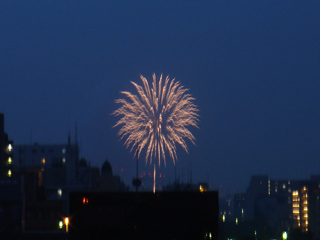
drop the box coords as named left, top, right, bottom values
left=282, top=231, right=288, bottom=240
left=41, top=158, right=45, bottom=164
left=8, top=157, right=12, bottom=164
left=222, top=215, right=225, bottom=222
left=113, top=73, right=199, bottom=166
left=65, top=217, right=69, bottom=233
left=8, top=144, right=12, bottom=152
left=82, top=197, right=89, bottom=205
left=59, top=221, right=63, bottom=229
left=57, top=189, right=62, bottom=197
left=8, top=169, right=11, bottom=177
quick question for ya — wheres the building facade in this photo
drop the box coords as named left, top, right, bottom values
left=0, top=113, right=14, bottom=178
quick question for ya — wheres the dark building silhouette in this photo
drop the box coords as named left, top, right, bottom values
left=69, top=191, right=219, bottom=240
left=0, top=113, right=14, bottom=178
left=233, top=192, right=245, bottom=223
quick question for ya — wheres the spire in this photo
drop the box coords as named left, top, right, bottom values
left=68, top=128, right=71, bottom=145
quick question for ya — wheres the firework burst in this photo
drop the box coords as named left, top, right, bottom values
left=113, top=73, right=199, bottom=166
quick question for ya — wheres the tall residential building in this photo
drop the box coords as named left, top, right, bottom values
left=13, top=142, right=79, bottom=186
left=0, top=113, right=13, bottom=178
left=245, top=175, right=269, bottom=220
left=233, top=193, right=245, bottom=222
left=291, top=180, right=319, bottom=233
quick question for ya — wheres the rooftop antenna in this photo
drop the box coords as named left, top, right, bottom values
left=75, top=122, right=79, bottom=181
left=75, top=122, right=78, bottom=146
left=80, top=136, right=83, bottom=160
left=68, top=128, right=71, bottom=146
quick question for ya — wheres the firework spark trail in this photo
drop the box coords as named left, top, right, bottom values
left=113, top=73, right=199, bottom=166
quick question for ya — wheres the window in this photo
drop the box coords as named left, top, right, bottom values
left=52, top=157, right=63, bottom=167
left=57, top=189, right=62, bottom=197
left=62, top=148, right=66, bottom=154
left=8, top=144, right=13, bottom=152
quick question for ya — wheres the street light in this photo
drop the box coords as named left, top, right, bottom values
left=65, top=217, right=69, bottom=233
left=282, top=231, right=288, bottom=240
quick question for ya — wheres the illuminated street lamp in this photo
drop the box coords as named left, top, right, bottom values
left=282, top=231, right=288, bottom=240
left=65, top=217, right=69, bottom=233
left=59, top=221, right=63, bottom=229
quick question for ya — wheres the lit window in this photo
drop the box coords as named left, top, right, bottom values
left=235, top=217, right=238, bottom=225
left=59, top=221, right=63, bottom=229
left=8, top=157, right=12, bottom=164
left=82, top=197, right=89, bottom=205
left=62, top=148, right=66, bottom=154
left=199, top=185, right=204, bottom=192
left=62, top=157, right=66, bottom=163
left=293, top=190, right=299, bottom=196
left=222, top=215, right=225, bottom=222
left=283, top=184, right=286, bottom=189
left=8, top=144, right=13, bottom=152
left=303, top=186, right=307, bottom=191
left=41, top=158, right=45, bottom=164
left=8, top=170, right=12, bottom=177
left=57, top=189, right=62, bottom=197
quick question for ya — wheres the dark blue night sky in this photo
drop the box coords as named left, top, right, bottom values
left=1, top=1, right=319, bottom=192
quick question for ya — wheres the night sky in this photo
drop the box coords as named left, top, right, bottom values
left=1, top=1, right=319, bottom=192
